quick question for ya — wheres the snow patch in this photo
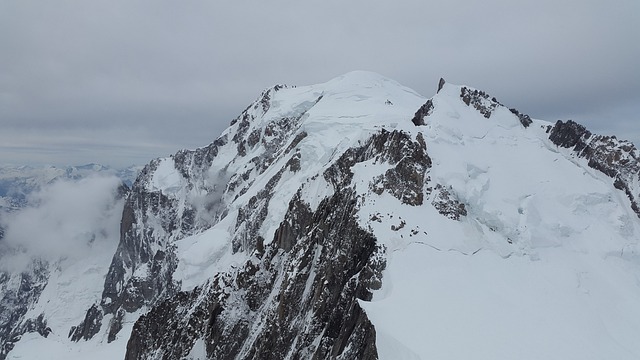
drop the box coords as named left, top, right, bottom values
left=150, top=158, right=184, bottom=194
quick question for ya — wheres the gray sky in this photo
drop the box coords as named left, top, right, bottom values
left=1, top=0, right=638, bottom=168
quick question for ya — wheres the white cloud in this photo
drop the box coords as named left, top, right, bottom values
left=0, top=175, right=125, bottom=271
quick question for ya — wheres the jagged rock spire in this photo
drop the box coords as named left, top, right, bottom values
left=437, top=77, right=446, bottom=93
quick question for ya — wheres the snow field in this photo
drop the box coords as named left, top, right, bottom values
left=356, top=81, right=640, bottom=359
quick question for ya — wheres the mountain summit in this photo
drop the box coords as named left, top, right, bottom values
left=3, top=72, right=640, bottom=359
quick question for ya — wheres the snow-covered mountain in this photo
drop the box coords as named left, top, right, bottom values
left=3, top=71, right=640, bottom=359
left=0, top=164, right=140, bottom=359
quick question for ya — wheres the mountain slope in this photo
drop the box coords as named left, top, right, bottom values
left=0, top=176, right=129, bottom=359
left=360, top=82, right=640, bottom=359
left=5, top=72, right=640, bottom=359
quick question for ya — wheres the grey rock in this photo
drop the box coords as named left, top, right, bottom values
left=509, top=108, right=533, bottom=128
left=0, top=259, right=49, bottom=360
left=438, top=77, right=446, bottom=93
left=411, top=99, right=434, bottom=126
left=549, top=120, right=640, bottom=217
left=431, top=184, right=467, bottom=221
left=122, top=129, right=437, bottom=359
left=69, top=304, right=103, bottom=342
left=460, top=87, right=500, bottom=119
left=369, top=131, right=431, bottom=205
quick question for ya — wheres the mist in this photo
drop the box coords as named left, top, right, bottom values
left=0, top=175, right=125, bottom=272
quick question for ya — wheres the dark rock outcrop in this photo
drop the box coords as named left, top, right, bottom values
left=19, top=314, right=51, bottom=339
left=431, top=184, right=467, bottom=221
left=69, top=304, right=103, bottom=341
left=459, top=87, right=533, bottom=128
left=548, top=120, right=592, bottom=151
left=437, top=77, right=446, bottom=93
left=460, top=87, right=501, bottom=119
left=549, top=120, right=640, bottom=217
left=107, top=308, right=126, bottom=343
left=127, top=188, right=383, bottom=360
left=411, top=99, right=434, bottom=126
left=369, top=132, right=431, bottom=205
left=509, top=108, right=533, bottom=128
left=0, top=259, right=49, bottom=360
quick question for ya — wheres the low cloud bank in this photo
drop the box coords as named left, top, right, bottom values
left=0, top=175, right=125, bottom=271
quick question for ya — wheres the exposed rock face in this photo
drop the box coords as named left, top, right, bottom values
left=107, top=308, right=126, bottom=343
left=18, top=313, right=51, bottom=339
left=509, top=108, right=533, bottom=128
left=411, top=99, right=433, bottom=126
left=92, top=83, right=324, bottom=342
left=233, top=169, right=283, bottom=253
left=460, top=86, right=501, bottom=119
left=548, top=120, right=640, bottom=217
left=459, top=86, right=533, bottom=128
left=101, top=162, right=183, bottom=315
left=127, top=189, right=382, bottom=360
left=437, top=77, right=446, bottom=93
left=548, top=120, right=592, bottom=151
left=369, top=132, right=431, bottom=206
left=0, top=259, right=49, bottom=360
left=69, top=304, right=103, bottom=342
left=431, top=184, right=467, bottom=221
left=98, top=139, right=229, bottom=333
left=124, top=128, right=434, bottom=359
left=97, top=178, right=183, bottom=330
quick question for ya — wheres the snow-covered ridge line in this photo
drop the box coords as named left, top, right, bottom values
left=547, top=119, right=640, bottom=217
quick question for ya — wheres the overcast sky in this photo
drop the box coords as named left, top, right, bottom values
left=1, top=0, right=638, bottom=168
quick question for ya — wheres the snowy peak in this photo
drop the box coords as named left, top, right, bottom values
left=413, top=78, right=532, bottom=129
left=228, top=70, right=424, bottom=135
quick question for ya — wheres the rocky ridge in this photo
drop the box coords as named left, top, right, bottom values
left=548, top=120, right=640, bottom=217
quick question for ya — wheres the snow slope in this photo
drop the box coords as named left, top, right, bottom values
left=357, top=82, right=640, bottom=359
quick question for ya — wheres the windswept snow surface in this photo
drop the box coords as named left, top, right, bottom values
left=358, top=82, right=640, bottom=359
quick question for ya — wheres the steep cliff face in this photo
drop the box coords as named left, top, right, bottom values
left=0, top=259, right=49, bottom=359
left=101, top=140, right=227, bottom=315
left=93, top=83, right=326, bottom=341
left=125, top=128, right=430, bottom=359
left=80, top=73, right=429, bottom=347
